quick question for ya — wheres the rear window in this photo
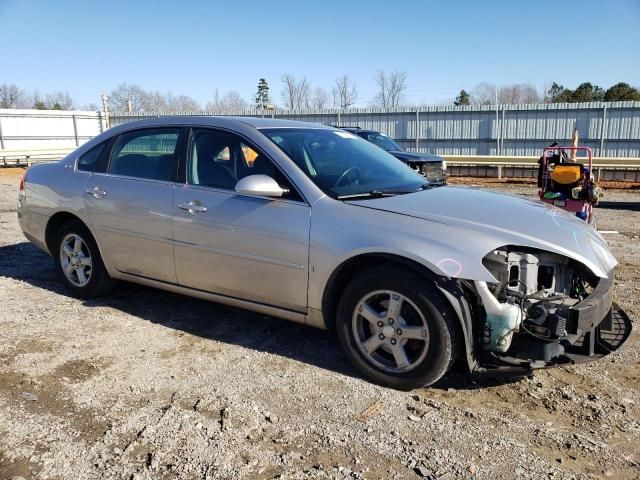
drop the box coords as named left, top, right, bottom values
left=108, top=129, right=180, bottom=181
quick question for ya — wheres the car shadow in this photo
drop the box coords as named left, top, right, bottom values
left=0, top=241, right=525, bottom=391
left=596, top=201, right=640, bottom=212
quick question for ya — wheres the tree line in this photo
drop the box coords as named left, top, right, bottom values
left=2, top=77, right=639, bottom=112
left=0, top=71, right=405, bottom=113
left=0, top=84, right=95, bottom=110
left=454, top=82, right=640, bottom=106
left=108, top=71, right=397, bottom=112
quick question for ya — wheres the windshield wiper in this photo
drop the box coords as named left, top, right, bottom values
left=338, top=183, right=433, bottom=200
left=337, top=191, right=386, bottom=200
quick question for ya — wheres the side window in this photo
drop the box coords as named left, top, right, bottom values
left=188, top=129, right=240, bottom=190
left=188, top=128, right=302, bottom=201
left=108, top=129, right=180, bottom=181
left=77, top=141, right=107, bottom=172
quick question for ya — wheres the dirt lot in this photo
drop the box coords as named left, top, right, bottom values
left=1, top=168, right=639, bottom=480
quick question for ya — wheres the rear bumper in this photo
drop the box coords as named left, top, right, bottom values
left=18, top=208, right=50, bottom=254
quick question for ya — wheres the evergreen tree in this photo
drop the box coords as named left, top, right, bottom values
left=544, top=82, right=566, bottom=103
left=255, top=78, right=270, bottom=109
left=454, top=89, right=471, bottom=106
left=604, top=82, right=640, bottom=101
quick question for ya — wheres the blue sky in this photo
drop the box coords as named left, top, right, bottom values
left=1, top=0, right=639, bottom=107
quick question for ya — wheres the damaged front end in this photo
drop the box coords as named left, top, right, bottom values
left=473, top=247, right=632, bottom=374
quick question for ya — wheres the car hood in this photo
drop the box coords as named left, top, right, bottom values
left=350, top=185, right=617, bottom=279
left=389, top=151, right=443, bottom=163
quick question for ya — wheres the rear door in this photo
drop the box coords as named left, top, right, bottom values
left=172, top=127, right=311, bottom=311
left=84, top=127, right=184, bottom=283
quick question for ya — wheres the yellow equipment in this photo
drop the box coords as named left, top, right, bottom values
left=551, top=164, right=582, bottom=186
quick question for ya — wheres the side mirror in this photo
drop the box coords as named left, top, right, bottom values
left=235, top=174, right=288, bottom=198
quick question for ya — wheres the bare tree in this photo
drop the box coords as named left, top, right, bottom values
left=311, top=86, right=330, bottom=110
left=333, top=74, right=358, bottom=109
left=0, top=83, right=28, bottom=108
left=44, top=91, right=74, bottom=110
left=280, top=74, right=310, bottom=110
left=30, top=89, right=46, bottom=109
left=206, top=90, right=248, bottom=113
left=372, top=70, right=408, bottom=108
left=221, top=91, right=249, bottom=112
left=497, top=83, right=541, bottom=104
left=140, top=91, right=169, bottom=112
left=520, top=83, right=541, bottom=104
left=167, top=94, right=201, bottom=111
left=472, top=82, right=541, bottom=105
left=110, top=83, right=147, bottom=112
left=111, top=84, right=202, bottom=112
left=472, top=82, right=497, bottom=105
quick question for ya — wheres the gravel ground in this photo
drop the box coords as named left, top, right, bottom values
left=1, top=169, right=639, bottom=480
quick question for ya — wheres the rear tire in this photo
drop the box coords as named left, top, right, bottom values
left=53, top=219, right=115, bottom=298
left=335, top=266, right=458, bottom=390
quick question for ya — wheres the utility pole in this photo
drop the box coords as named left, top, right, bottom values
left=495, top=87, right=500, bottom=155
left=127, top=99, right=132, bottom=113
left=101, top=93, right=110, bottom=129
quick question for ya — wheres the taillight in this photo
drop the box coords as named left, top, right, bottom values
left=19, top=169, right=27, bottom=192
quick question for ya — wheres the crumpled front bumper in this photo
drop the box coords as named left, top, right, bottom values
left=563, top=269, right=632, bottom=362
left=475, top=271, right=632, bottom=376
left=568, top=272, right=616, bottom=334
left=563, top=302, right=632, bottom=363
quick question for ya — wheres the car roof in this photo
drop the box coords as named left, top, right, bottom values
left=109, top=116, right=334, bottom=132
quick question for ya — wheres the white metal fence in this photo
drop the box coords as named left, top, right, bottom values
left=110, top=101, right=640, bottom=157
left=2, top=103, right=640, bottom=180
left=0, top=109, right=105, bottom=151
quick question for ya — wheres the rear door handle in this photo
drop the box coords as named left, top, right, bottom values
left=178, top=201, right=207, bottom=214
left=86, top=186, right=107, bottom=198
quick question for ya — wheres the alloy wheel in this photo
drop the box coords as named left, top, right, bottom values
left=59, top=233, right=92, bottom=287
left=352, top=290, right=430, bottom=373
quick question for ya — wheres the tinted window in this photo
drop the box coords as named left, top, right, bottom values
left=77, top=141, right=107, bottom=172
left=108, top=129, right=180, bottom=181
left=364, top=132, right=402, bottom=152
left=188, top=128, right=300, bottom=200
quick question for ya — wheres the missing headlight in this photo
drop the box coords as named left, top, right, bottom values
left=481, top=247, right=599, bottom=345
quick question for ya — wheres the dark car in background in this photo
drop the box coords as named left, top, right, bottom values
left=337, top=127, right=446, bottom=181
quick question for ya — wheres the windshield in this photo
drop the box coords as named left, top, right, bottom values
left=261, top=128, right=425, bottom=199
left=362, top=132, right=402, bottom=152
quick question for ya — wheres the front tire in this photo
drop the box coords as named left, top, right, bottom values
left=336, top=266, right=458, bottom=390
left=53, top=219, right=115, bottom=298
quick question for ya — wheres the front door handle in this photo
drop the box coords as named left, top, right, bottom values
left=86, top=186, right=107, bottom=198
left=178, top=201, right=208, bottom=214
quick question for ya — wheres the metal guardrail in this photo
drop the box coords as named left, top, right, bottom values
left=0, top=147, right=74, bottom=167
left=442, top=155, right=640, bottom=181
left=442, top=155, right=640, bottom=167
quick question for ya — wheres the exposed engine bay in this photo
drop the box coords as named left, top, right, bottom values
left=475, top=247, right=612, bottom=368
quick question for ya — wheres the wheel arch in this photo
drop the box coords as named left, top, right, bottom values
left=321, top=252, right=478, bottom=372
left=44, top=212, right=105, bottom=264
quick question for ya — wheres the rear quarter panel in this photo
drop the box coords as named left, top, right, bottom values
left=19, top=157, right=93, bottom=254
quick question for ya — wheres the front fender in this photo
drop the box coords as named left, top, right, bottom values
left=308, top=198, right=498, bottom=312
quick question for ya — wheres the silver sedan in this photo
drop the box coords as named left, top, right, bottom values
left=18, top=117, right=631, bottom=390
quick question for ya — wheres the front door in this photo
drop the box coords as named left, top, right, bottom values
left=84, top=127, right=182, bottom=283
left=172, top=128, right=310, bottom=311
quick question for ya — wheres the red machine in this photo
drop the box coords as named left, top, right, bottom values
left=538, top=145, right=598, bottom=225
